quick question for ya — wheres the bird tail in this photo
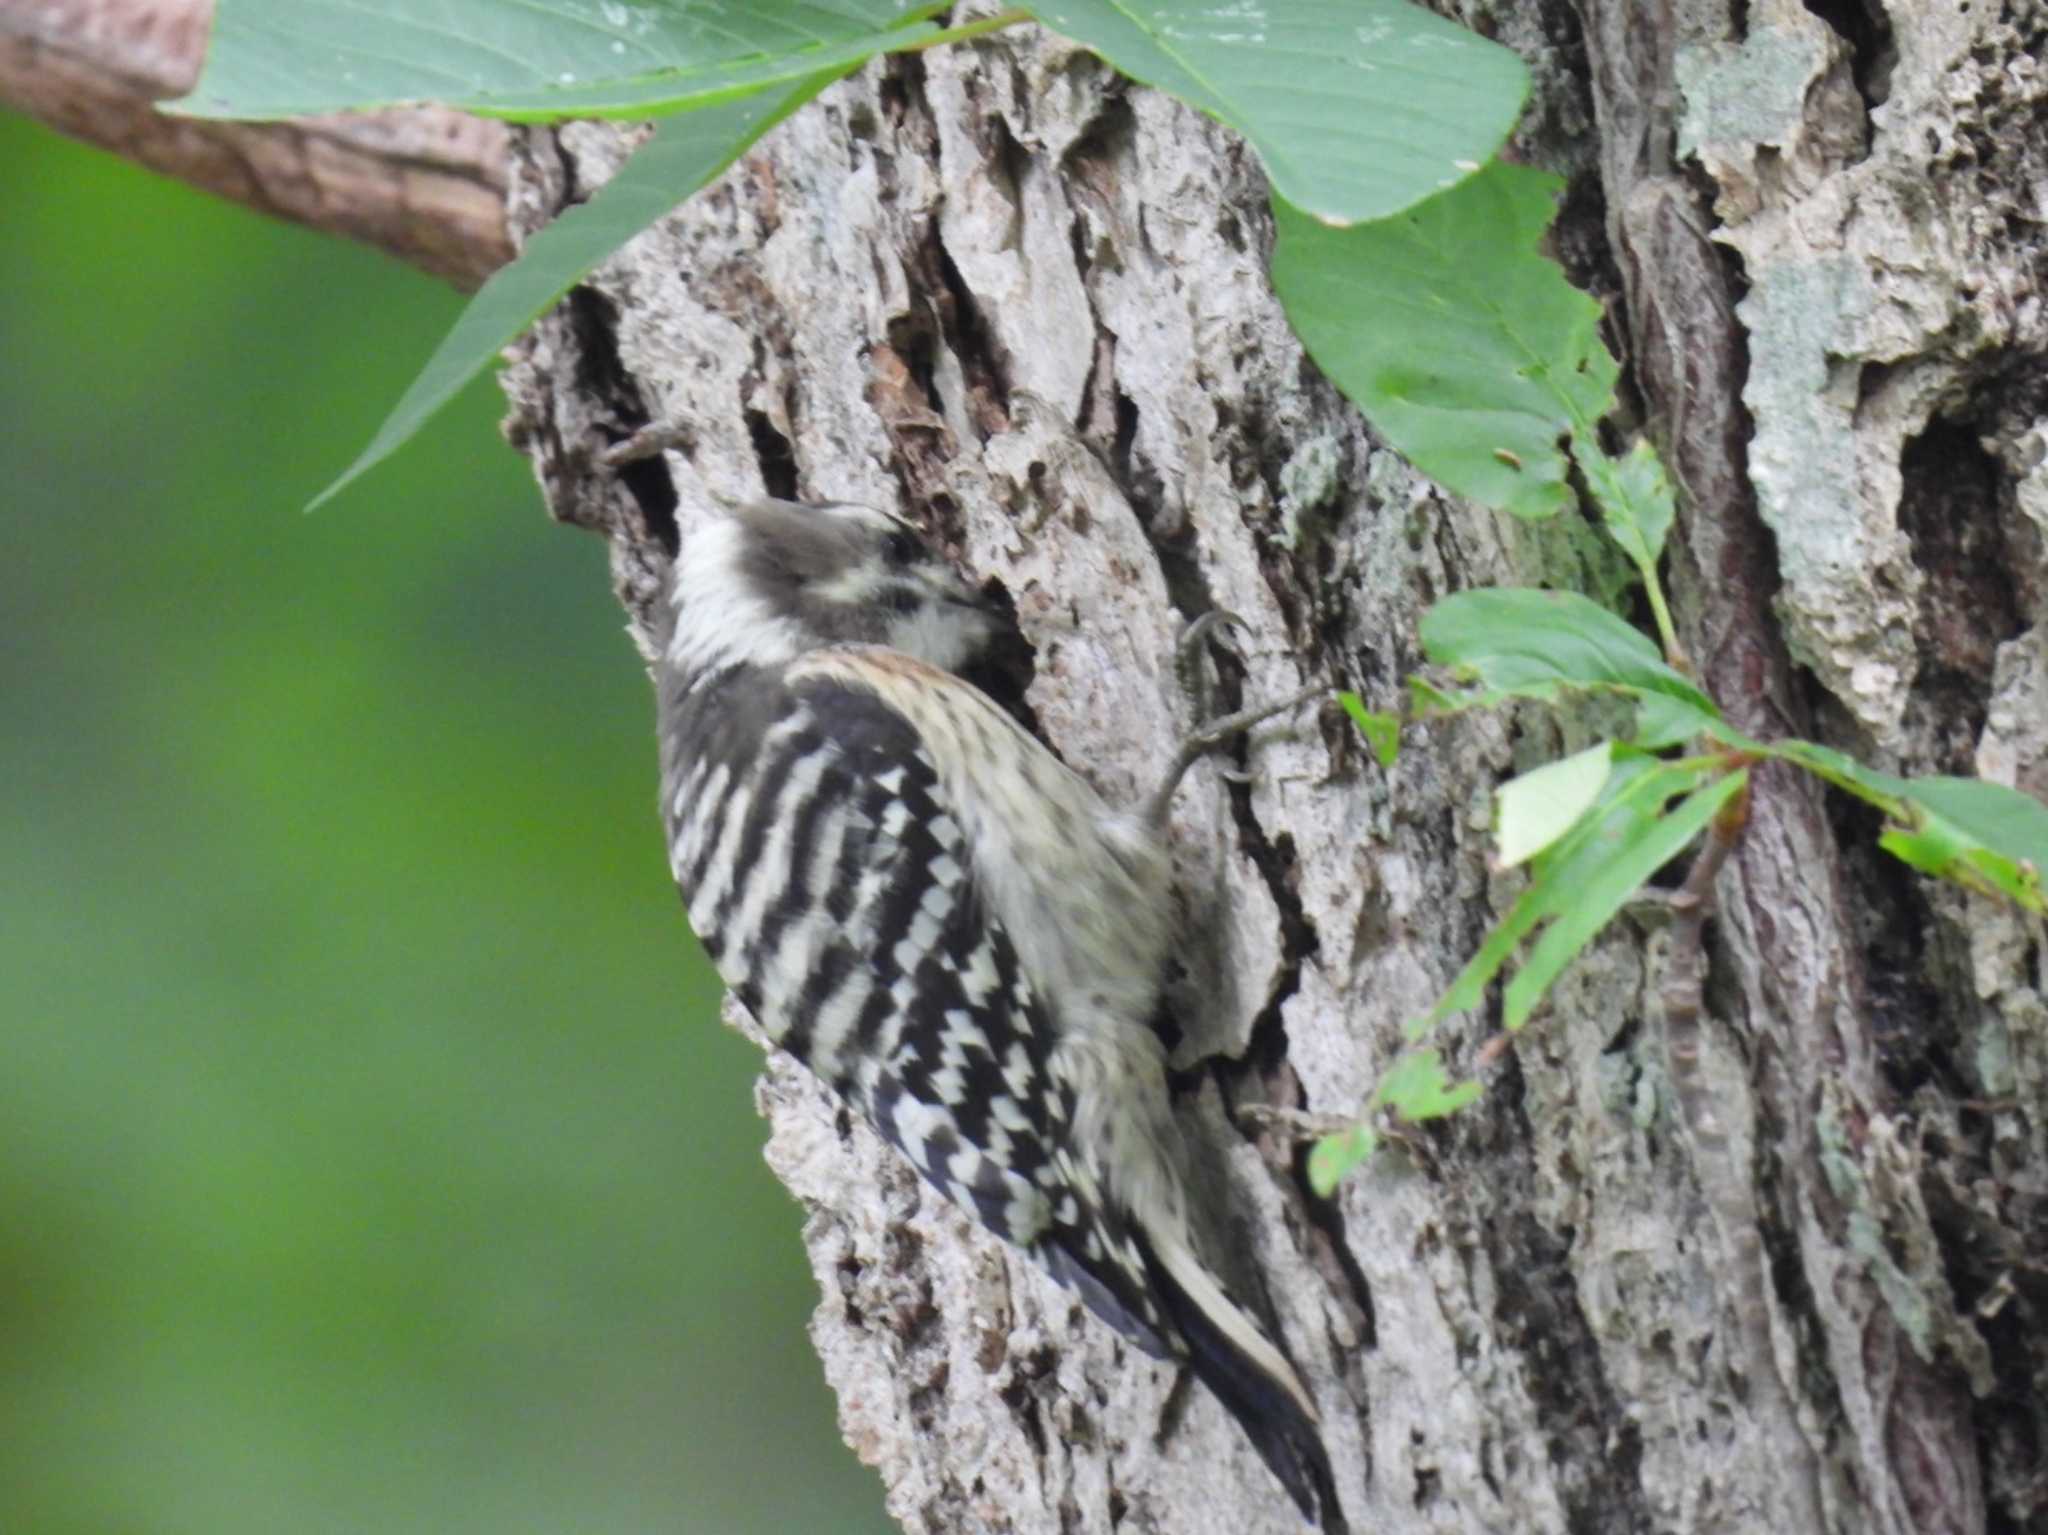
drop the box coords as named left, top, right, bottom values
left=1137, top=1227, right=1344, bottom=1531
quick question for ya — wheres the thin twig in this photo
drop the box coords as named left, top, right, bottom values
left=1659, top=774, right=1749, bottom=1151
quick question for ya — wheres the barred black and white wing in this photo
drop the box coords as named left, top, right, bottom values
left=656, top=503, right=1337, bottom=1524
left=658, top=652, right=1172, bottom=1353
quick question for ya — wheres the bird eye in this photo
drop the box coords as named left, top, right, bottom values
left=881, top=530, right=922, bottom=567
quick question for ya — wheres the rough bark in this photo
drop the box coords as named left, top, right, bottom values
left=491, top=2, right=2048, bottom=1529
left=0, top=0, right=512, bottom=286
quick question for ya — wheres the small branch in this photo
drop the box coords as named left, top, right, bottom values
left=1654, top=773, right=1836, bottom=1519
left=0, top=0, right=513, bottom=287
left=1659, top=776, right=1747, bottom=1152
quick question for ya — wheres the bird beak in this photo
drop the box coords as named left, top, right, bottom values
left=918, top=566, right=996, bottom=614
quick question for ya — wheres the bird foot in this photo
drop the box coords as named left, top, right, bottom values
left=1174, top=607, right=1250, bottom=674
left=1146, top=611, right=1322, bottom=827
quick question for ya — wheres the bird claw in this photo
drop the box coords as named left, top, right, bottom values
left=1144, top=683, right=1325, bottom=828
left=1176, top=608, right=1251, bottom=671
left=1149, top=610, right=1325, bottom=825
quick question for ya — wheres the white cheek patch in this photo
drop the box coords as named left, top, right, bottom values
left=888, top=602, right=988, bottom=672
left=668, top=520, right=813, bottom=671
left=809, top=566, right=885, bottom=606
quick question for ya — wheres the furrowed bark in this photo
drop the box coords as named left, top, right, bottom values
left=498, top=4, right=2048, bottom=1529
left=51, top=0, right=2043, bottom=1527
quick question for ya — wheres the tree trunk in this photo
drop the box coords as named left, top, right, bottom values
left=495, top=4, right=2047, bottom=1532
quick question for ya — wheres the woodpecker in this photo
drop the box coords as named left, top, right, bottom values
left=655, top=498, right=1335, bottom=1522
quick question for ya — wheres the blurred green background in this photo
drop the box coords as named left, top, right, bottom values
left=0, top=112, right=892, bottom=1534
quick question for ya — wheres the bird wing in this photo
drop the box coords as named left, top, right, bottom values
left=662, top=652, right=1170, bottom=1350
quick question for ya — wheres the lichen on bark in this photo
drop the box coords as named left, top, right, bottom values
left=498, top=3, right=2048, bottom=1529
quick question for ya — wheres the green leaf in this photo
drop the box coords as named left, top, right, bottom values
left=1891, top=777, right=2048, bottom=885
left=1270, top=159, right=1617, bottom=518
left=1501, top=767, right=1746, bottom=1028
left=176, top=0, right=944, bottom=120
left=1576, top=436, right=1677, bottom=570
left=1770, top=744, right=2048, bottom=913
left=1373, top=1047, right=1482, bottom=1120
left=1407, top=674, right=1462, bottom=715
left=1309, top=1044, right=1486, bottom=1195
left=1877, top=825, right=1969, bottom=880
left=309, top=76, right=841, bottom=511
left=1872, top=809, right=2039, bottom=910
left=1031, top=0, right=1527, bottom=226
left=1417, top=588, right=1718, bottom=719
left=1893, top=824, right=2039, bottom=909
left=1420, top=752, right=1710, bottom=1028
left=1768, top=738, right=1889, bottom=805
left=1495, top=742, right=1614, bottom=868
left=1307, top=1124, right=1378, bottom=1197
left=1630, top=690, right=1719, bottom=750
left=1337, top=691, right=1401, bottom=767
left=1573, top=435, right=1684, bottom=661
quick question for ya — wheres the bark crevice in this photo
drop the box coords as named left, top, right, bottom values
left=479, top=5, right=2048, bottom=1528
